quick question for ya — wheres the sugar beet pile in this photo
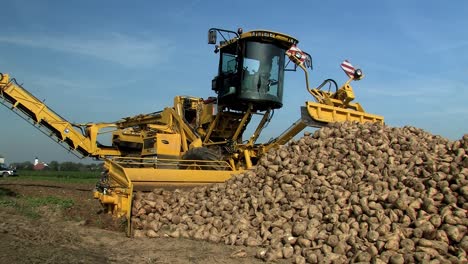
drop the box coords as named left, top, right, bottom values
left=132, top=122, right=468, bottom=263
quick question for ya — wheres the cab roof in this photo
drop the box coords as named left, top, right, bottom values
left=219, top=29, right=299, bottom=50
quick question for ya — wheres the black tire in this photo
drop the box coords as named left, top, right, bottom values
left=180, top=147, right=225, bottom=170
left=2, top=172, right=9, bottom=178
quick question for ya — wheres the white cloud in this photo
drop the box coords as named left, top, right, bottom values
left=388, top=3, right=468, bottom=57
left=0, top=32, right=173, bottom=67
left=364, top=82, right=456, bottom=98
left=175, top=0, right=202, bottom=17
left=365, top=88, right=425, bottom=97
left=426, top=41, right=468, bottom=54
left=419, top=106, right=468, bottom=117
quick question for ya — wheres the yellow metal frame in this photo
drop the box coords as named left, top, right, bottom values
left=288, top=58, right=384, bottom=126
left=2, top=27, right=387, bottom=232
left=306, top=101, right=384, bottom=124
left=0, top=73, right=120, bottom=158
left=93, top=160, right=134, bottom=235
left=93, top=156, right=238, bottom=235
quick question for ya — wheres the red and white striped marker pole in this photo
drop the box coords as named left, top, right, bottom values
left=340, top=60, right=356, bottom=78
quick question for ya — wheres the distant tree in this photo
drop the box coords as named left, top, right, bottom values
left=11, top=160, right=103, bottom=171
left=12, top=161, right=34, bottom=170
left=60, top=161, right=80, bottom=171
left=86, top=163, right=103, bottom=171
left=48, top=161, right=60, bottom=171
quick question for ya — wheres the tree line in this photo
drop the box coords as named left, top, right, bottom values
left=11, top=161, right=103, bottom=171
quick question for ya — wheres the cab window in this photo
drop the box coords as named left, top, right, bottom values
left=221, top=53, right=237, bottom=74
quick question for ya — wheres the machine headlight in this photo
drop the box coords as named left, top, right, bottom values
left=354, top=69, right=363, bottom=79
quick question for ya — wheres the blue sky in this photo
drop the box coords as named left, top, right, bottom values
left=0, top=0, right=467, bottom=163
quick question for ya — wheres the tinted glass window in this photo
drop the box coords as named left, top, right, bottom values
left=241, top=42, right=284, bottom=97
left=221, top=53, right=237, bottom=74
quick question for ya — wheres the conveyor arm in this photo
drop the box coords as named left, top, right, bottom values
left=0, top=73, right=120, bottom=158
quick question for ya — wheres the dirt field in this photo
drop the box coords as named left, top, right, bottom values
left=0, top=178, right=270, bottom=264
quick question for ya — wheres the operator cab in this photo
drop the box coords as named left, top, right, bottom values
left=209, top=28, right=299, bottom=111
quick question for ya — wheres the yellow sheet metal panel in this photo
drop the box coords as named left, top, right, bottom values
left=113, top=130, right=142, bottom=143
left=127, top=168, right=235, bottom=183
left=306, top=101, right=384, bottom=124
left=156, top=133, right=181, bottom=156
left=106, top=160, right=131, bottom=187
left=105, top=157, right=236, bottom=185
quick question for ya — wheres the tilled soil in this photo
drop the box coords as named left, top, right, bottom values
left=0, top=179, right=267, bottom=264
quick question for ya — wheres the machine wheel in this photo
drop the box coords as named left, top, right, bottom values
left=2, top=172, right=9, bottom=178
left=180, top=147, right=224, bottom=170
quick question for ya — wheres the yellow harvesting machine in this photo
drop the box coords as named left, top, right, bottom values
left=0, top=27, right=383, bottom=223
